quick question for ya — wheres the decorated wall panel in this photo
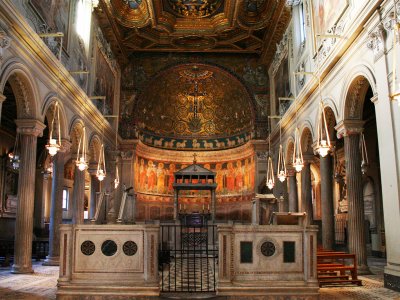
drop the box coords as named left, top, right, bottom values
left=134, top=142, right=255, bottom=221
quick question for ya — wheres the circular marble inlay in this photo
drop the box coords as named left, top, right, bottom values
left=101, top=240, right=118, bottom=256
left=261, top=241, right=276, bottom=257
left=123, top=241, right=138, bottom=256
left=81, top=240, right=95, bottom=256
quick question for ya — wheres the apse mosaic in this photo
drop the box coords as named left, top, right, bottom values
left=134, top=64, right=253, bottom=141
left=134, top=154, right=255, bottom=196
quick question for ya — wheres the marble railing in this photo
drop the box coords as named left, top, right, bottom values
left=217, top=223, right=319, bottom=299
left=57, top=224, right=159, bottom=299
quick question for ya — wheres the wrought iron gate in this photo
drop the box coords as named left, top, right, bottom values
left=159, top=224, right=218, bottom=293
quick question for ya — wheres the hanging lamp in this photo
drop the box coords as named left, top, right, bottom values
left=45, top=102, right=62, bottom=156
left=8, top=132, right=20, bottom=170
left=360, top=132, right=369, bottom=175
left=96, top=143, right=106, bottom=181
left=266, top=118, right=275, bottom=190
left=76, top=127, right=88, bottom=171
left=316, top=101, right=331, bottom=157
left=277, top=118, right=287, bottom=182
left=293, top=126, right=304, bottom=172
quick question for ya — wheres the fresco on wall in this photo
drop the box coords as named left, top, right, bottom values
left=93, top=43, right=115, bottom=115
left=134, top=154, right=255, bottom=196
left=29, top=0, right=70, bottom=49
left=312, top=0, right=348, bottom=36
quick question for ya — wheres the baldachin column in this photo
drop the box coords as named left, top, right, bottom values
left=12, top=119, right=45, bottom=274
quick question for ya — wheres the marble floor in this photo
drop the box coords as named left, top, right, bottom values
left=1, top=258, right=400, bottom=299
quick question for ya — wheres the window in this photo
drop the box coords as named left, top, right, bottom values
left=76, top=0, right=92, bottom=53
left=62, top=188, right=69, bottom=210
left=299, top=2, right=306, bottom=43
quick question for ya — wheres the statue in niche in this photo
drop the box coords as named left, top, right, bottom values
left=226, top=162, right=235, bottom=192
left=215, top=163, right=223, bottom=193
left=146, top=160, right=156, bottom=192
left=167, top=163, right=176, bottom=192
left=156, top=162, right=166, bottom=194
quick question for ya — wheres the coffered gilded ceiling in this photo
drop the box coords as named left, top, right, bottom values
left=95, top=0, right=291, bottom=65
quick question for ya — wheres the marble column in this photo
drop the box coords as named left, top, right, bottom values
left=287, top=168, right=299, bottom=212
left=89, top=173, right=99, bottom=220
left=336, top=120, right=368, bottom=272
left=43, top=140, right=71, bottom=266
left=12, top=119, right=45, bottom=274
left=301, top=157, right=314, bottom=225
left=320, top=153, right=335, bottom=250
left=72, top=161, right=86, bottom=225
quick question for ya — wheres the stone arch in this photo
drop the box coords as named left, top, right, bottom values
left=285, top=138, right=295, bottom=167
left=41, top=93, right=69, bottom=139
left=88, top=134, right=102, bottom=164
left=0, top=58, right=40, bottom=119
left=300, top=125, right=313, bottom=155
left=69, top=118, right=86, bottom=154
left=315, top=102, right=338, bottom=142
left=341, top=65, right=376, bottom=121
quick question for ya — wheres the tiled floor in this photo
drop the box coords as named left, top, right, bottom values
left=1, top=258, right=400, bottom=299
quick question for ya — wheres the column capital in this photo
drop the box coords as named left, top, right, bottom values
left=15, top=119, right=46, bottom=137
left=335, top=120, right=364, bottom=138
left=366, top=24, right=385, bottom=61
left=60, top=139, right=72, bottom=153
left=0, top=30, right=11, bottom=62
left=286, top=167, right=296, bottom=177
left=120, top=150, right=134, bottom=161
left=302, top=153, right=315, bottom=163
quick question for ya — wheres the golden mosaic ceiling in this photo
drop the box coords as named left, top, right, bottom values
left=95, top=0, right=291, bottom=65
left=134, top=64, right=253, bottom=139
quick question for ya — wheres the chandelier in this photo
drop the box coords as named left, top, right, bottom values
left=45, top=102, right=62, bottom=157
left=266, top=119, right=275, bottom=190
left=293, top=126, right=303, bottom=172
left=316, top=101, right=331, bottom=157
left=96, top=143, right=106, bottom=181
left=276, top=117, right=286, bottom=182
left=76, top=127, right=88, bottom=171
left=360, top=132, right=369, bottom=175
left=8, top=132, right=20, bottom=170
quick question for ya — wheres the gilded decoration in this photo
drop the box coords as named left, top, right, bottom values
left=95, top=0, right=291, bottom=64
left=134, top=64, right=253, bottom=144
left=167, top=0, right=222, bottom=18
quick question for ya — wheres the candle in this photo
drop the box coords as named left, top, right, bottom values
left=180, top=203, right=182, bottom=211
left=202, top=204, right=205, bottom=210
left=207, top=204, right=210, bottom=211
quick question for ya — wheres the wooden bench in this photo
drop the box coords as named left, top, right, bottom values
left=317, top=252, right=362, bottom=287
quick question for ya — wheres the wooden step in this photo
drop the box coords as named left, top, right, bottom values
left=319, top=279, right=362, bottom=287
left=318, top=275, right=350, bottom=280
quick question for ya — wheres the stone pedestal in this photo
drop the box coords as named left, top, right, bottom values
left=301, top=161, right=313, bottom=225
left=320, top=154, right=335, bottom=250
left=43, top=140, right=70, bottom=266
left=12, top=120, right=45, bottom=274
left=287, top=168, right=298, bottom=212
